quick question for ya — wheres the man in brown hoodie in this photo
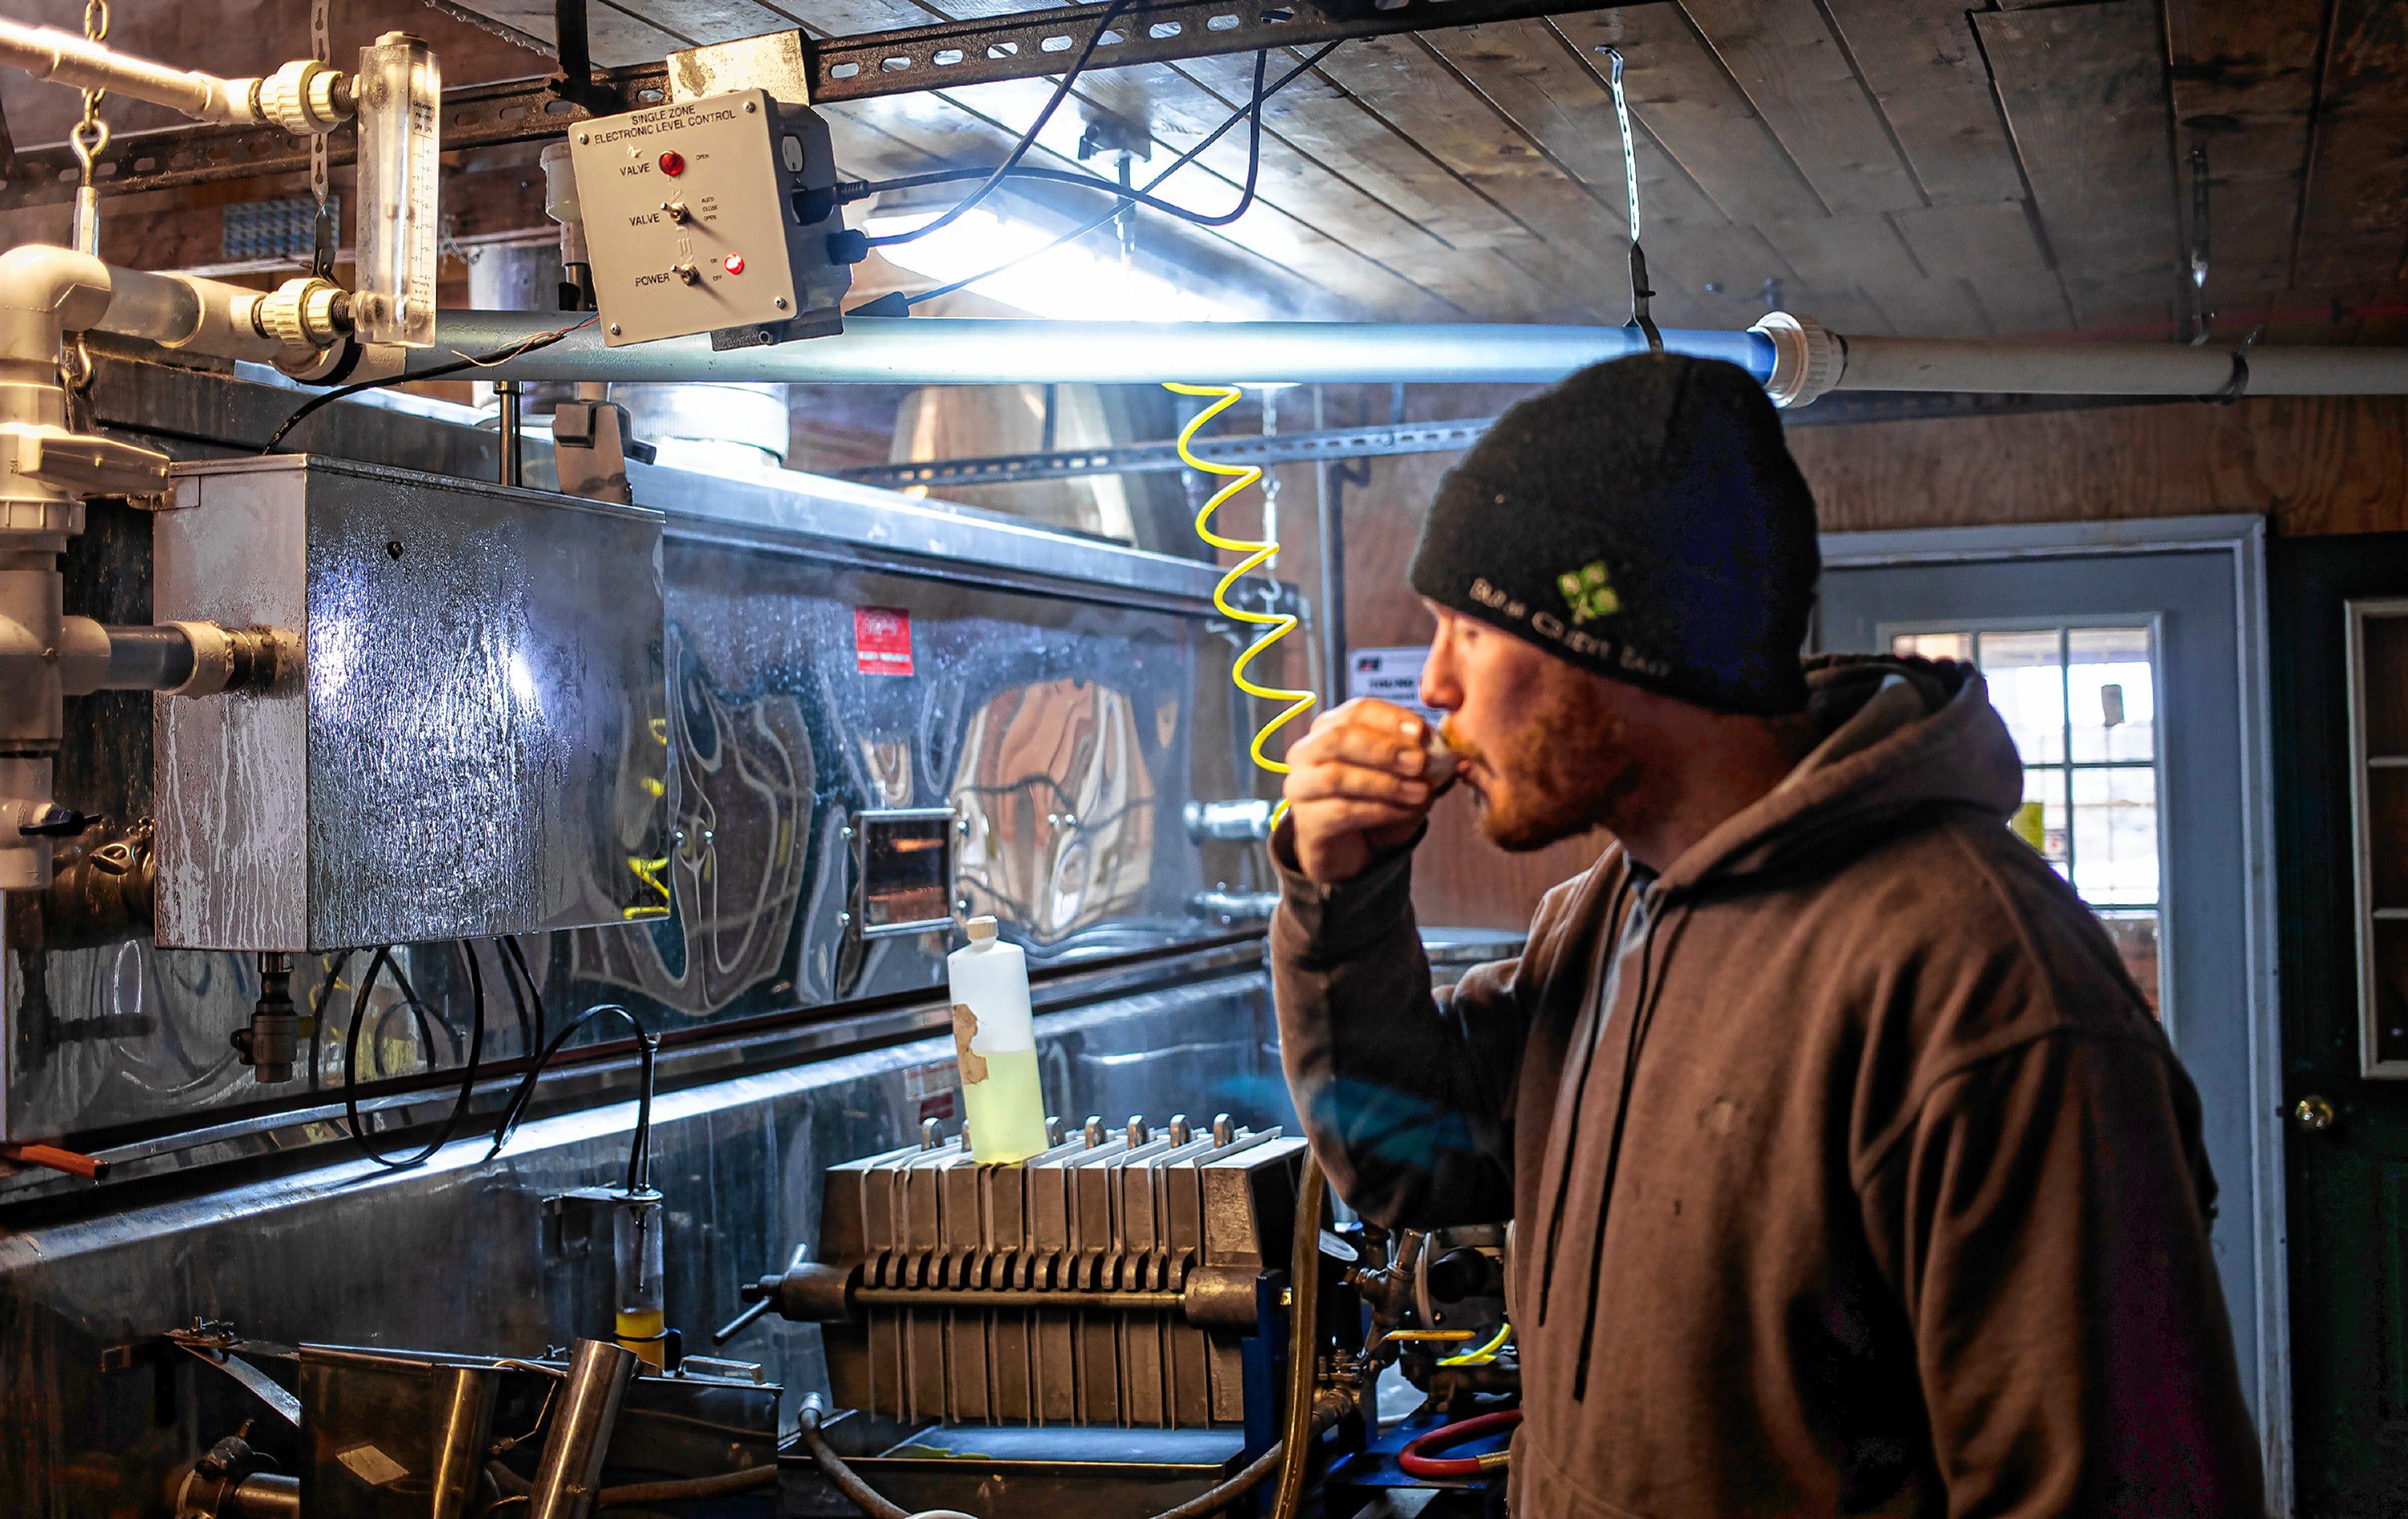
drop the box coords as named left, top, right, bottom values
left=1271, top=353, right=2266, bottom=1515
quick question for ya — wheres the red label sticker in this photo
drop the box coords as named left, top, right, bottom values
left=854, top=606, right=913, bottom=676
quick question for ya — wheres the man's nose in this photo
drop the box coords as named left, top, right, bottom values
left=1419, top=640, right=1461, bottom=713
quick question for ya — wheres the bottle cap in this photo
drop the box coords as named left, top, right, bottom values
left=966, top=916, right=999, bottom=942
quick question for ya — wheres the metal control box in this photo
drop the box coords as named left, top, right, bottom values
left=152, top=457, right=671, bottom=952
left=571, top=87, right=851, bottom=348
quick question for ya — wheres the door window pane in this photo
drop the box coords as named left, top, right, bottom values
left=2021, top=766, right=2068, bottom=871
left=1893, top=632, right=1971, bottom=663
left=1884, top=620, right=2164, bottom=1017
left=2097, top=910, right=2162, bottom=1017
left=2070, top=627, right=2155, bottom=762
left=2071, top=766, right=2161, bottom=906
left=1975, top=630, right=2067, bottom=763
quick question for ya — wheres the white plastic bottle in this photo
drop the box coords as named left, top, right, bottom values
left=946, top=916, right=1050, bottom=1164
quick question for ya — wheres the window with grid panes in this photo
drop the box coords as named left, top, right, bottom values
left=1892, top=626, right=2163, bottom=1014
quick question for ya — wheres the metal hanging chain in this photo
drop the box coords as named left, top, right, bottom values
left=309, top=0, right=336, bottom=280
left=68, top=0, right=111, bottom=257
left=1601, top=47, right=1662, bottom=354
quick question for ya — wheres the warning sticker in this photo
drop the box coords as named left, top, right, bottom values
left=854, top=607, right=913, bottom=676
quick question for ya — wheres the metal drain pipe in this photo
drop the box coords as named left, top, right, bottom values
left=425, top=309, right=2408, bottom=404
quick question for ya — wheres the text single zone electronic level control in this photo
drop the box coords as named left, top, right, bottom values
left=571, top=88, right=852, bottom=348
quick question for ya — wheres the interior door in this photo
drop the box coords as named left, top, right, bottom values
left=2269, top=533, right=2408, bottom=1518
left=1817, top=518, right=2288, bottom=1508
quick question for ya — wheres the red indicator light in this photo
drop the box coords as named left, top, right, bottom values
left=722, top=254, right=746, bottom=275
left=658, top=150, right=685, bottom=176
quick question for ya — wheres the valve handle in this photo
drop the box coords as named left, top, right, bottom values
left=19, top=807, right=92, bottom=839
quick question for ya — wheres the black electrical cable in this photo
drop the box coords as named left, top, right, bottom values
left=885, top=41, right=1338, bottom=313
left=848, top=139, right=1268, bottom=229
left=486, top=1002, right=658, bottom=1195
left=342, top=942, right=487, bottom=1172
left=258, top=317, right=596, bottom=455
left=493, top=938, right=535, bottom=1055
left=864, top=0, right=1142, bottom=250
left=501, top=935, right=547, bottom=1050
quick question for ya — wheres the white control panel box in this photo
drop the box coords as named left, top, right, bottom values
left=571, top=87, right=852, bottom=348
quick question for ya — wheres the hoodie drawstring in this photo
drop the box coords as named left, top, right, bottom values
left=1569, top=896, right=1696, bottom=1403
left=1534, top=872, right=1639, bottom=1328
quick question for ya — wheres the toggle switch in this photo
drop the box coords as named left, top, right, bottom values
left=665, top=201, right=691, bottom=224
left=673, top=262, right=702, bottom=286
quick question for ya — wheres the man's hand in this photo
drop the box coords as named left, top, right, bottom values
left=1283, top=698, right=1439, bottom=883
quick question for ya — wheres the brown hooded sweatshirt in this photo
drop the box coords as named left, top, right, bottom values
left=1271, top=656, right=2266, bottom=1517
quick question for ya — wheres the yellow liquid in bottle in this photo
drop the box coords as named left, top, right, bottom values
left=616, top=1306, right=666, bottom=1367
left=962, top=1046, right=1050, bottom=1163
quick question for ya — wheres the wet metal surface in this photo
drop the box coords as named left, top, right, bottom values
left=152, top=457, right=670, bottom=952
left=0, top=969, right=1288, bottom=1517
left=6, top=364, right=1269, bottom=1148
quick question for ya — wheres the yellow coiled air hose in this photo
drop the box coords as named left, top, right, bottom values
left=1165, top=382, right=1320, bottom=825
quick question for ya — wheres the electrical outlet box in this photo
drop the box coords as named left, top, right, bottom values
left=571, top=87, right=851, bottom=348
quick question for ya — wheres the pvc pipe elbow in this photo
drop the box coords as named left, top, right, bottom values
left=0, top=246, right=112, bottom=343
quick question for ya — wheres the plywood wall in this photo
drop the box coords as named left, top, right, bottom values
left=1279, top=391, right=2408, bottom=930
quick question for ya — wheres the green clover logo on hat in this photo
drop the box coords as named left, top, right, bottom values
left=1558, top=561, right=1619, bottom=624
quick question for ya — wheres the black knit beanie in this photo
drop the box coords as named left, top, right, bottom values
left=1408, top=352, right=1820, bottom=716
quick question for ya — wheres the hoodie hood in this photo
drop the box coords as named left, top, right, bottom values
left=1656, top=654, right=2026, bottom=896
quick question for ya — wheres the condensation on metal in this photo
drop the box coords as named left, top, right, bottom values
left=6, top=355, right=1274, bottom=1149
left=152, top=457, right=671, bottom=952
left=429, top=313, right=1782, bottom=387
left=0, top=970, right=1291, bottom=1512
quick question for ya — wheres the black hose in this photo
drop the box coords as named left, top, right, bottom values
left=484, top=1003, right=657, bottom=1193
left=341, top=942, right=486, bottom=1171
left=1268, top=1152, right=1328, bottom=1519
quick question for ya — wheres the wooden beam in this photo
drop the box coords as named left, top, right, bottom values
left=1818, top=0, right=2026, bottom=206
left=1674, top=0, right=1924, bottom=215
left=1974, top=0, right=2182, bottom=329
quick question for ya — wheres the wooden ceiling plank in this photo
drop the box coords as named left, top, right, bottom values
left=491, top=0, right=1458, bottom=315
left=1964, top=267, right=2078, bottom=335
left=1418, top=18, right=1727, bottom=229
left=1818, top=0, right=2026, bottom=206
left=1138, top=48, right=1539, bottom=254
left=1302, top=33, right=1648, bottom=320
left=1865, top=275, right=1995, bottom=338
left=853, top=83, right=1463, bottom=318
left=1889, top=200, right=2053, bottom=275
left=907, top=71, right=1468, bottom=316
left=909, top=0, right=1539, bottom=318
left=2162, top=0, right=2323, bottom=311
left=420, top=1, right=690, bottom=68
left=1674, top=0, right=1926, bottom=215
left=2289, top=0, right=2408, bottom=304
left=1735, top=217, right=1986, bottom=337
left=1972, top=0, right=2181, bottom=329
left=1548, top=7, right=1825, bottom=226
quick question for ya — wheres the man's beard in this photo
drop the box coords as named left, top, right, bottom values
left=1442, top=671, right=1637, bottom=852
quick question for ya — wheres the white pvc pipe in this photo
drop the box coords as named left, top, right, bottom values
left=0, top=20, right=258, bottom=125
left=1837, top=335, right=2408, bottom=396
left=425, top=309, right=2408, bottom=399
left=427, top=312, right=1780, bottom=388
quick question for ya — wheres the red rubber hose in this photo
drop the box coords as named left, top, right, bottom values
left=1396, top=1409, right=1523, bottom=1480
